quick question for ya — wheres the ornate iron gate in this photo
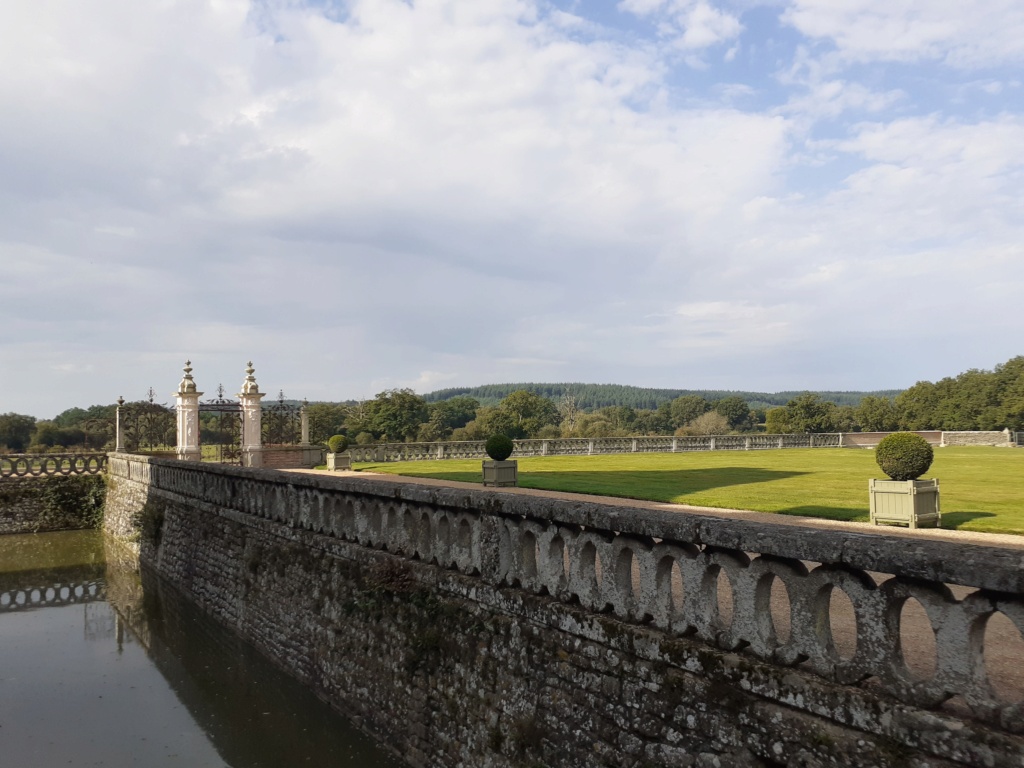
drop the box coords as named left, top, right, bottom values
left=119, top=390, right=176, bottom=453
left=262, top=391, right=304, bottom=446
left=199, top=385, right=242, bottom=465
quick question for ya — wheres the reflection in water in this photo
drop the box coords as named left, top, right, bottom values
left=0, top=531, right=403, bottom=768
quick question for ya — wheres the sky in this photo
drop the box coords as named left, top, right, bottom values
left=1, top=0, right=1022, bottom=417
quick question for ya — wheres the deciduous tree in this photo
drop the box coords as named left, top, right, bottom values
left=498, top=390, right=559, bottom=437
left=855, top=396, right=900, bottom=432
left=712, top=396, right=755, bottom=432
left=684, top=411, right=730, bottom=436
left=369, top=389, right=428, bottom=442
left=668, top=395, right=709, bottom=429
left=782, top=393, right=837, bottom=433
left=0, top=412, right=36, bottom=452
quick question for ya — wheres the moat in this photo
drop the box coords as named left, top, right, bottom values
left=0, top=530, right=403, bottom=768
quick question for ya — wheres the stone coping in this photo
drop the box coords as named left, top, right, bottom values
left=276, top=464, right=1024, bottom=592
left=108, top=454, right=1024, bottom=593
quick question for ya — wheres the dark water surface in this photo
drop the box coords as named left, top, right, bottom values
left=0, top=531, right=404, bottom=768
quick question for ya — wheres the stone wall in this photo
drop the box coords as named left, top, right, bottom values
left=941, top=431, right=1014, bottom=447
left=0, top=475, right=106, bottom=534
left=841, top=431, right=942, bottom=447
left=261, top=445, right=324, bottom=469
left=104, top=454, right=1024, bottom=768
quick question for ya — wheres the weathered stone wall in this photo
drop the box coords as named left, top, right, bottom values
left=841, top=431, right=942, bottom=447
left=261, top=445, right=324, bottom=469
left=941, top=431, right=1014, bottom=447
left=104, top=454, right=1024, bottom=768
left=102, top=460, right=153, bottom=548
left=0, top=475, right=106, bottom=534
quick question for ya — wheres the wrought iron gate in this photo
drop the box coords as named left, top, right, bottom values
left=199, top=385, right=242, bottom=465
left=119, top=390, right=176, bottom=453
left=262, top=391, right=303, bottom=446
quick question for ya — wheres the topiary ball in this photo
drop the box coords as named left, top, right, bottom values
left=327, top=434, right=349, bottom=454
left=485, top=434, right=514, bottom=462
left=875, top=432, right=933, bottom=481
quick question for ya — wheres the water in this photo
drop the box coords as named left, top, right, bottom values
left=0, top=531, right=404, bottom=768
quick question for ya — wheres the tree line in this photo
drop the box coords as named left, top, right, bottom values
left=424, top=383, right=900, bottom=410
left=764, top=356, right=1024, bottom=433
left=2, top=356, right=1021, bottom=452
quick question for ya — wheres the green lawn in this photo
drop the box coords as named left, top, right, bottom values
left=356, top=447, right=1024, bottom=535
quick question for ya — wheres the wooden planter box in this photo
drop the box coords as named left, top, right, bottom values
left=482, top=459, right=518, bottom=487
left=869, top=478, right=940, bottom=528
left=327, top=452, right=352, bottom=471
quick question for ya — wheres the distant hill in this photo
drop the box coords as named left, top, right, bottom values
left=423, top=383, right=903, bottom=411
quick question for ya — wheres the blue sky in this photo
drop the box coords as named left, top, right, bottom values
left=1, top=0, right=1022, bottom=416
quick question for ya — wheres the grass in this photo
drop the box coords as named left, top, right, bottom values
left=355, top=447, right=1024, bottom=535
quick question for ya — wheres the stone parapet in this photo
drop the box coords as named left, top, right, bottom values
left=104, top=453, right=1024, bottom=767
left=941, top=430, right=1014, bottom=447
left=0, top=452, right=108, bottom=479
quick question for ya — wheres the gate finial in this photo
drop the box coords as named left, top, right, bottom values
left=177, top=359, right=197, bottom=394
left=241, top=361, right=260, bottom=395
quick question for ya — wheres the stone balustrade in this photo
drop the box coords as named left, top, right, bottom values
left=0, top=452, right=108, bottom=479
left=347, top=433, right=844, bottom=462
left=345, top=430, right=1019, bottom=462
left=106, top=453, right=1024, bottom=738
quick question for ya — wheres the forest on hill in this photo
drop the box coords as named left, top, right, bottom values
left=423, top=383, right=903, bottom=410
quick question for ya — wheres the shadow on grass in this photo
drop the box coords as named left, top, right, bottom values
left=388, top=467, right=809, bottom=504
left=776, top=505, right=868, bottom=523
left=777, top=507, right=1002, bottom=531
left=940, top=511, right=997, bottom=529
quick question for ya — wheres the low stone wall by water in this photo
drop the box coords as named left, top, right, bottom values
left=104, top=454, right=1024, bottom=768
left=0, top=475, right=106, bottom=534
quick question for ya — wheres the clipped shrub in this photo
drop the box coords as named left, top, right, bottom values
left=875, top=432, right=934, bottom=481
left=327, top=434, right=349, bottom=454
left=485, top=434, right=514, bottom=462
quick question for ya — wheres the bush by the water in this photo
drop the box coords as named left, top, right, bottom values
left=485, top=434, right=514, bottom=461
left=327, top=434, right=349, bottom=454
left=875, top=432, right=934, bottom=480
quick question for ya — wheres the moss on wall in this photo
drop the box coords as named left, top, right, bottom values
left=0, top=475, right=106, bottom=534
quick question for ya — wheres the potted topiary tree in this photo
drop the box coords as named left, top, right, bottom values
left=482, top=434, right=518, bottom=487
left=869, top=432, right=940, bottom=528
left=326, top=434, right=351, bottom=471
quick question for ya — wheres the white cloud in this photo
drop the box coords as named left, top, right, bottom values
left=0, top=0, right=1022, bottom=414
left=783, top=0, right=1024, bottom=67
left=619, top=0, right=742, bottom=53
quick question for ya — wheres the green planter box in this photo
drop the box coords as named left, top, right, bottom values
left=482, top=460, right=518, bottom=487
left=869, top=478, right=940, bottom=528
left=327, top=452, right=351, bottom=471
